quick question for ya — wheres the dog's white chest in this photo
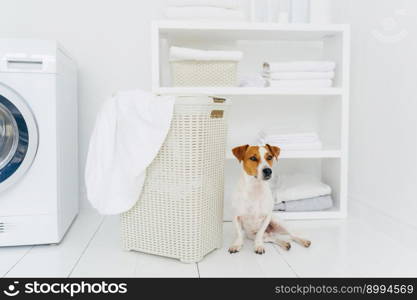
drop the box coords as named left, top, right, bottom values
left=233, top=178, right=273, bottom=216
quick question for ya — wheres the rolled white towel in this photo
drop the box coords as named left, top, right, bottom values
left=268, top=79, right=333, bottom=88
left=164, top=6, right=246, bottom=21
left=265, top=71, right=335, bottom=80
left=263, top=61, right=336, bottom=72
left=167, top=0, right=239, bottom=9
left=169, top=46, right=243, bottom=61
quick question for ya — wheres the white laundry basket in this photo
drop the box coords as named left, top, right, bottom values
left=171, top=60, right=238, bottom=87
left=121, top=96, right=230, bottom=263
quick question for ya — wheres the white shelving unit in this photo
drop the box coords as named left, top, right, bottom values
left=152, top=21, right=350, bottom=220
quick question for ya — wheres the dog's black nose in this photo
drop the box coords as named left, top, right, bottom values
left=262, top=168, right=272, bottom=177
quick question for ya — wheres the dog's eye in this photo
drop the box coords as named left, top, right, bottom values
left=266, top=155, right=273, bottom=160
left=249, top=156, right=257, bottom=161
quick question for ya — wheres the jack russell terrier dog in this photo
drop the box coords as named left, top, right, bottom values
left=229, top=144, right=311, bottom=255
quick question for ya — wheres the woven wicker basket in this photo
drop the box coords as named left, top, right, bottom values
left=121, top=96, right=230, bottom=263
left=171, top=60, right=238, bottom=87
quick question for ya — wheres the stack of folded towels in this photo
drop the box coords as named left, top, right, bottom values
left=258, top=129, right=322, bottom=151
left=164, top=0, right=246, bottom=21
left=271, top=173, right=333, bottom=212
left=263, top=61, right=336, bottom=88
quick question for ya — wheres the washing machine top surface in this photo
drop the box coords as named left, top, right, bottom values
left=0, top=39, right=74, bottom=74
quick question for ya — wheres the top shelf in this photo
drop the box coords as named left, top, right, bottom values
left=155, top=21, right=350, bottom=41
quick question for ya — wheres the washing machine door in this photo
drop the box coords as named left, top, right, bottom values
left=0, top=85, right=38, bottom=192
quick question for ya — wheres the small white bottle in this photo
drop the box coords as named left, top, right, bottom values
left=250, top=0, right=257, bottom=22
left=290, top=0, right=310, bottom=23
left=266, top=0, right=281, bottom=23
left=250, top=0, right=269, bottom=22
left=278, top=0, right=290, bottom=23
left=310, top=0, right=332, bottom=24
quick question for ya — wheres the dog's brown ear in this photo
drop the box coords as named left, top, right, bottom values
left=232, top=145, right=249, bottom=162
left=266, top=144, right=280, bottom=159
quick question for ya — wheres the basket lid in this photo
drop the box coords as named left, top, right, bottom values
left=175, top=96, right=231, bottom=106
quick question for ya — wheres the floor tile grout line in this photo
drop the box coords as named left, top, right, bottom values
left=196, top=262, right=201, bottom=278
left=131, top=250, right=141, bottom=277
left=271, top=244, right=300, bottom=278
left=67, top=216, right=106, bottom=278
left=3, top=246, right=34, bottom=278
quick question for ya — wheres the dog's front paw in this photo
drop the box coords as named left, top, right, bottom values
left=228, top=244, right=242, bottom=254
left=254, top=245, right=266, bottom=255
left=303, top=240, right=311, bottom=248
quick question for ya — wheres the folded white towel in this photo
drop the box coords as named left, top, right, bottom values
left=167, top=0, right=239, bottom=9
left=262, top=141, right=323, bottom=151
left=169, top=46, right=243, bottom=61
left=259, top=130, right=320, bottom=141
left=85, top=90, right=175, bottom=215
left=239, top=73, right=267, bottom=87
left=268, top=79, right=333, bottom=88
left=265, top=71, right=335, bottom=80
left=259, top=131, right=322, bottom=151
left=164, top=6, right=246, bottom=21
left=262, top=137, right=321, bottom=143
left=271, top=174, right=332, bottom=203
left=274, top=195, right=333, bottom=212
left=264, top=61, right=336, bottom=72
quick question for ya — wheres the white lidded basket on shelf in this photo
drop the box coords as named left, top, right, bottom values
left=171, top=60, right=238, bottom=87
left=121, top=96, right=230, bottom=263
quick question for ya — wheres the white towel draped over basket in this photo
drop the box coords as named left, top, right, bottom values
left=84, top=90, right=175, bottom=215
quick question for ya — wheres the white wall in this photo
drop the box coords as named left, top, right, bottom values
left=333, top=0, right=417, bottom=227
left=0, top=0, right=165, bottom=207
left=2, top=0, right=417, bottom=226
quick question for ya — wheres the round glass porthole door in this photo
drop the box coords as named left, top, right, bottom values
left=0, top=102, right=19, bottom=170
left=0, top=87, right=38, bottom=192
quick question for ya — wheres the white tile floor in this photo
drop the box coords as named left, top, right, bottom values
left=1, top=204, right=417, bottom=278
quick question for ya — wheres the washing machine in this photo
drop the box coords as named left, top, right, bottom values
left=0, top=39, right=79, bottom=246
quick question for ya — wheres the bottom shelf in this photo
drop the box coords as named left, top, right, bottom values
left=224, top=156, right=347, bottom=221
